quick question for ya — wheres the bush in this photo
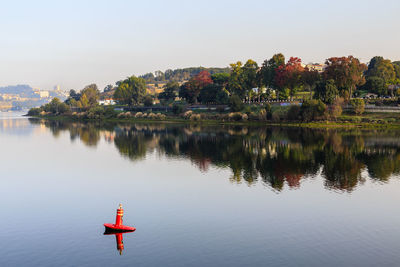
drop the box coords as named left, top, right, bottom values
left=183, top=110, right=193, bottom=119
left=264, top=103, right=272, bottom=119
left=143, top=95, right=153, bottom=106
left=190, top=114, right=201, bottom=121
left=216, top=106, right=226, bottom=113
left=228, top=112, right=244, bottom=121
left=229, top=95, right=243, bottom=112
left=300, top=100, right=327, bottom=122
left=350, top=99, right=365, bottom=115
left=135, top=112, right=143, bottom=118
left=328, top=98, right=343, bottom=120
left=287, top=105, right=301, bottom=121
left=27, top=107, right=42, bottom=116
left=172, top=104, right=184, bottom=114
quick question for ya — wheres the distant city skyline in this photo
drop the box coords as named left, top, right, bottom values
left=0, top=0, right=399, bottom=91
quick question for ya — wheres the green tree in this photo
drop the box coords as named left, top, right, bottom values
left=241, top=59, right=259, bottom=102
left=228, top=61, right=245, bottom=99
left=158, top=81, right=179, bottom=102
left=114, top=76, right=146, bottom=105
left=80, top=84, right=100, bottom=108
left=350, top=99, right=365, bottom=115
left=211, top=73, right=230, bottom=86
left=363, top=76, right=386, bottom=95
left=366, top=56, right=396, bottom=85
left=143, top=95, right=153, bottom=106
left=229, top=94, right=243, bottom=112
left=314, top=79, right=338, bottom=104
left=258, top=53, right=285, bottom=92
left=302, top=68, right=321, bottom=98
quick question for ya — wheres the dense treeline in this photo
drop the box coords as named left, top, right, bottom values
left=139, top=67, right=231, bottom=83
left=28, top=53, right=400, bottom=123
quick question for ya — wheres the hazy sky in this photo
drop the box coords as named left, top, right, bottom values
left=0, top=0, right=399, bottom=91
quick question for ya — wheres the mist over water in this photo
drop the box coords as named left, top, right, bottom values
left=1, top=113, right=400, bottom=266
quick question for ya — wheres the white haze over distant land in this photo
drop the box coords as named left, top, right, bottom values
left=0, top=0, right=399, bottom=91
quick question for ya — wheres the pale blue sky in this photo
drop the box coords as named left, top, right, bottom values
left=0, top=0, right=399, bottom=90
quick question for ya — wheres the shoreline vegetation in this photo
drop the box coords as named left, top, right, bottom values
left=28, top=53, right=400, bottom=128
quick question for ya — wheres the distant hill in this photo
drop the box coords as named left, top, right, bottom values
left=0, top=84, right=34, bottom=96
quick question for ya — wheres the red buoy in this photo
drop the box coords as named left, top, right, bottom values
left=104, top=204, right=136, bottom=232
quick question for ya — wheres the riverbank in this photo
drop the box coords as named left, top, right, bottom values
left=28, top=112, right=400, bottom=129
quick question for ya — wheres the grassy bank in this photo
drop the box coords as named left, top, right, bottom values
left=28, top=111, right=400, bottom=130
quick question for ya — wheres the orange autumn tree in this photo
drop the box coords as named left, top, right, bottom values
left=323, top=56, right=367, bottom=100
left=275, top=57, right=305, bottom=100
left=179, top=70, right=213, bottom=103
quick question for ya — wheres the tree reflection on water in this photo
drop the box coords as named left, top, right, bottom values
left=30, top=119, right=400, bottom=192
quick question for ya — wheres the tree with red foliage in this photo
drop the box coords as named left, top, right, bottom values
left=323, top=56, right=367, bottom=100
left=179, top=70, right=213, bottom=103
left=275, top=57, right=305, bottom=100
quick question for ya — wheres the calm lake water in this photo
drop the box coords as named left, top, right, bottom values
left=1, top=112, right=400, bottom=266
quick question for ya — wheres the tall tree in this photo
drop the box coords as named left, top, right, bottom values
left=241, top=59, right=259, bottom=102
left=114, top=76, right=146, bottom=105
left=365, top=56, right=396, bottom=84
left=302, top=68, right=321, bottom=98
left=314, top=79, right=339, bottom=104
left=323, top=56, right=367, bottom=99
left=80, top=84, right=100, bottom=108
left=228, top=61, right=245, bottom=99
left=158, top=81, right=179, bottom=102
left=179, top=71, right=213, bottom=104
left=258, top=53, right=285, bottom=90
left=275, top=57, right=304, bottom=100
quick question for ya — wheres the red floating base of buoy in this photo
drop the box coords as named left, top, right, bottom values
left=104, top=223, right=136, bottom=232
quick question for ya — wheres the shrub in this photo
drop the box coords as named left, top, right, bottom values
left=143, top=95, right=153, bottom=106
left=228, top=112, right=243, bottom=121
left=229, top=95, right=243, bottom=112
left=328, top=97, right=344, bottom=120
left=350, top=99, right=365, bottom=115
left=183, top=110, right=193, bottom=119
left=300, top=100, right=327, bottom=122
left=271, top=112, right=281, bottom=122
left=216, top=106, right=226, bottom=113
left=287, top=105, right=301, bottom=121
left=264, top=103, right=272, bottom=119
left=27, top=107, right=42, bottom=116
left=190, top=114, right=201, bottom=121
left=135, top=112, right=143, bottom=118
left=172, top=104, right=184, bottom=114
left=241, top=113, right=248, bottom=121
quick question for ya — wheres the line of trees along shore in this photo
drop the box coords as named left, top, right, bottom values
left=28, top=54, right=400, bottom=122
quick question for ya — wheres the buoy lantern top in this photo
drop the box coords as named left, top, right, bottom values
left=119, top=204, right=123, bottom=209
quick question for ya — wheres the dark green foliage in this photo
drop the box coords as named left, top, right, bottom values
left=172, top=104, right=184, bottom=114
left=229, top=95, right=243, bottom=112
left=27, top=107, right=41, bottom=116
left=140, top=67, right=230, bottom=83
left=314, top=79, right=338, bottom=104
left=301, top=100, right=327, bottom=121
left=264, top=103, right=272, bottom=119
left=363, top=76, right=386, bottom=95
left=287, top=105, right=301, bottom=121
left=158, top=81, right=179, bottom=102
left=143, top=95, right=153, bottom=106
left=114, top=76, right=146, bottom=105
left=211, top=73, right=230, bottom=85
left=42, top=98, right=70, bottom=114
